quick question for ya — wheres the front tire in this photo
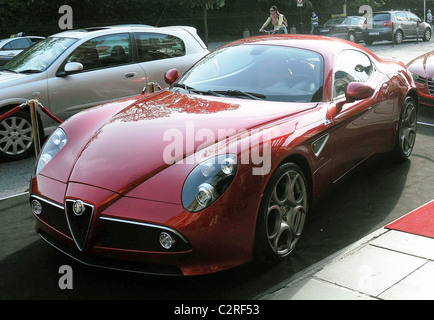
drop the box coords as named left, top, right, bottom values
left=392, top=96, right=417, bottom=162
left=348, top=31, right=356, bottom=43
left=0, top=110, right=35, bottom=161
left=423, top=28, right=431, bottom=41
left=255, top=162, right=309, bottom=263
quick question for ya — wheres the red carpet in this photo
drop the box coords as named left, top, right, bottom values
left=386, top=200, right=434, bottom=238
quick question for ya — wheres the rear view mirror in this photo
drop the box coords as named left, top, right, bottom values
left=164, top=68, right=180, bottom=85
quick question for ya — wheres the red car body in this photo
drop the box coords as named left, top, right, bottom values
left=407, top=51, right=434, bottom=106
left=30, top=35, right=418, bottom=276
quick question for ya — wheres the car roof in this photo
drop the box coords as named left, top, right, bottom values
left=49, top=25, right=197, bottom=40
left=223, top=34, right=379, bottom=59
left=0, top=36, right=45, bottom=41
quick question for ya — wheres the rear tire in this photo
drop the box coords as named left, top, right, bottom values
left=394, top=30, right=403, bottom=44
left=392, top=96, right=417, bottom=162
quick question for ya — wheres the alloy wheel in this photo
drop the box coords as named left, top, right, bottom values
left=259, top=163, right=308, bottom=260
left=0, top=112, right=33, bottom=160
left=398, top=97, right=417, bottom=157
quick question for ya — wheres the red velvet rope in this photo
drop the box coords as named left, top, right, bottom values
left=0, top=102, right=63, bottom=124
left=0, top=105, right=22, bottom=122
left=38, top=103, right=63, bottom=124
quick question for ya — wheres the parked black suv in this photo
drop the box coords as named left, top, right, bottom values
left=363, top=11, right=431, bottom=45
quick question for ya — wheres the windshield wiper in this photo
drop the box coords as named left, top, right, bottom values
left=19, top=69, right=42, bottom=74
left=172, top=83, right=223, bottom=97
left=173, top=83, right=195, bottom=90
left=0, top=68, right=17, bottom=73
left=215, top=90, right=266, bottom=100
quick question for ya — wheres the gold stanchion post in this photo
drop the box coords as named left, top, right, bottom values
left=29, top=99, right=41, bottom=156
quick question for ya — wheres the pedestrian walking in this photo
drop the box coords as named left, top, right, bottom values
left=427, top=9, right=433, bottom=26
left=310, top=11, right=319, bottom=34
left=259, top=5, right=288, bottom=34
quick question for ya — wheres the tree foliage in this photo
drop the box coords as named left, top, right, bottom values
left=0, top=0, right=433, bottom=41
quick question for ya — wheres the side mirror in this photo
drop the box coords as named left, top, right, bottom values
left=164, top=68, right=180, bottom=85
left=334, top=82, right=375, bottom=114
left=64, top=62, right=83, bottom=74
left=345, top=82, right=375, bottom=102
left=57, top=62, right=83, bottom=77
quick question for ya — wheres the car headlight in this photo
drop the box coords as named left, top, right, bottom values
left=35, top=128, right=67, bottom=175
left=182, top=154, right=238, bottom=212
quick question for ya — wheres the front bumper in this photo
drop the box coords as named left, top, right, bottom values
left=30, top=174, right=261, bottom=276
left=363, top=29, right=393, bottom=42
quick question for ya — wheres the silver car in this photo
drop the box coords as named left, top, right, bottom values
left=0, top=25, right=208, bottom=161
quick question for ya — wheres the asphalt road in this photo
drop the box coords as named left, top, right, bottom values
left=1, top=39, right=434, bottom=300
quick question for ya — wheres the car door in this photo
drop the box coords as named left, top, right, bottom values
left=47, top=33, right=147, bottom=121
left=134, top=32, right=193, bottom=89
left=328, top=49, right=394, bottom=182
left=407, top=12, right=424, bottom=37
left=396, top=11, right=414, bottom=37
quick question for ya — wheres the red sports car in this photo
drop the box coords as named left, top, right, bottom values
left=407, top=51, right=434, bottom=107
left=30, top=35, right=418, bottom=276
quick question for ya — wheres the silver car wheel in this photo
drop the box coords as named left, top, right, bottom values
left=424, top=28, right=432, bottom=41
left=265, top=166, right=308, bottom=257
left=394, top=30, right=403, bottom=44
left=0, top=113, right=33, bottom=158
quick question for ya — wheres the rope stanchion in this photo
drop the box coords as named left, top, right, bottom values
left=0, top=100, right=63, bottom=157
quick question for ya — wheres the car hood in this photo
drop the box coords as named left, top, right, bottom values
left=53, top=91, right=316, bottom=195
left=407, top=51, right=434, bottom=77
left=0, top=70, right=30, bottom=84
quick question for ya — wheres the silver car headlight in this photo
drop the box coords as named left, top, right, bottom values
left=182, top=154, right=238, bottom=213
left=35, top=128, right=68, bottom=175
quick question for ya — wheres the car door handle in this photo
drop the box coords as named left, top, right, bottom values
left=124, top=72, right=136, bottom=78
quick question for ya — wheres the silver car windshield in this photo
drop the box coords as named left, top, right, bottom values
left=2, top=37, right=77, bottom=73
left=174, top=44, right=324, bottom=102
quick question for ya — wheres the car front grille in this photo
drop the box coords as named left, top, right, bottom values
left=427, top=78, right=434, bottom=95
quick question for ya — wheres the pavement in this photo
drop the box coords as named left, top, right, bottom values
left=258, top=220, right=434, bottom=300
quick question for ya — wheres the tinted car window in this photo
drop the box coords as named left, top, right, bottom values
left=67, top=33, right=132, bottom=71
left=373, top=13, right=390, bottom=21
left=135, top=32, right=186, bottom=62
left=10, top=38, right=30, bottom=49
left=334, top=50, right=373, bottom=98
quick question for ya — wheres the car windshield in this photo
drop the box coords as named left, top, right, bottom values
left=173, top=44, right=324, bottom=103
left=2, top=37, right=77, bottom=73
